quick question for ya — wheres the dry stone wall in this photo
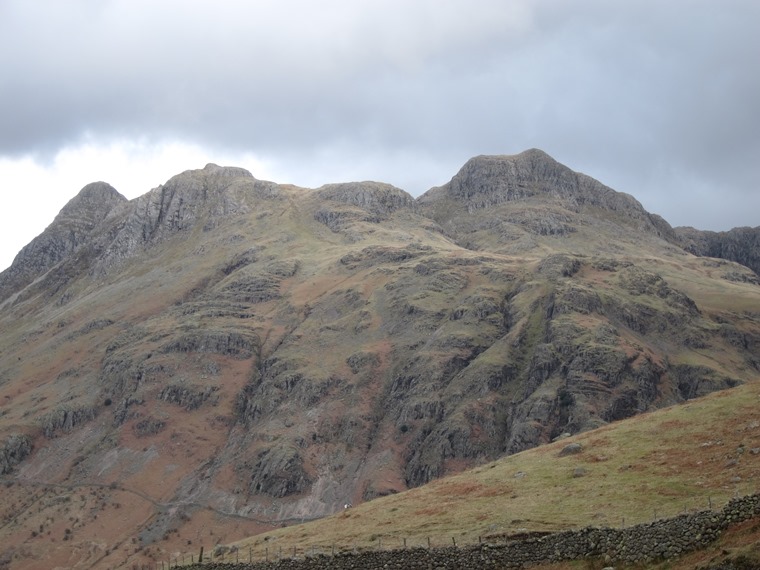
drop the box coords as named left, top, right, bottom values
left=185, top=494, right=760, bottom=569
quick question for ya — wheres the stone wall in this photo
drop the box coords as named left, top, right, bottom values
left=184, top=493, right=760, bottom=569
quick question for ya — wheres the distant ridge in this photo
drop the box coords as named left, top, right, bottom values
left=676, top=224, right=760, bottom=277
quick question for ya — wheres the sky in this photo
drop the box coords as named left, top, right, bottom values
left=1, top=0, right=759, bottom=272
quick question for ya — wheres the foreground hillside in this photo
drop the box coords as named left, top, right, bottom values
left=0, top=150, right=758, bottom=569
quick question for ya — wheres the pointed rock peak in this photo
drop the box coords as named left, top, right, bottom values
left=201, top=163, right=254, bottom=178
left=316, top=181, right=415, bottom=215
left=517, top=147, right=555, bottom=161
left=75, top=181, right=125, bottom=201
left=515, top=148, right=568, bottom=170
left=0, top=182, right=128, bottom=294
left=58, top=182, right=127, bottom=220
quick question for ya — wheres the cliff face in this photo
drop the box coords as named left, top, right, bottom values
left=0, top=150, right=758, bottom=569
left=418, top=149, right=679, bottom=245
left=676, top=225, right=760, bottom=279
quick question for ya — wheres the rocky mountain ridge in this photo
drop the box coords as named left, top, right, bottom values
left=0, top=149, right=758, bottom=569
left=418, top=149, right=679, bottom=244
left=676, top=225, right=760, bottom=279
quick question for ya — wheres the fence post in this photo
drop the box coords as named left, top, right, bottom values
left=199, top=546, right=203, bottom=564
left=403, top=538, right=407, bottom=549
left=452, top=537, right=456, bottom=547
left=427, top=537, right=431, bottom=549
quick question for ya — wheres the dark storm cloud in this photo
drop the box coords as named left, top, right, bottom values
left=1, top=0, right=758, bottom=230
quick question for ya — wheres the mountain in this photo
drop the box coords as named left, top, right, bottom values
left=0, top=150, right=758, bottom=569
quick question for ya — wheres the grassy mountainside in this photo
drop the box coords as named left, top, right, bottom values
left=0, top=151, right=758, bottom=569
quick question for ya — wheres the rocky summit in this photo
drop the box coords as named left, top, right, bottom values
left=0, top=150, right=758, bottom=569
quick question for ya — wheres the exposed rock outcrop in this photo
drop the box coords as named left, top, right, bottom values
left=160, top=331, right=259, bottom=359
left=315, top=182, right=415, bottom=216
left=159, top=384, right=220, bottom=410
left=676, top=225, right=760, bottom=277
left=39, top=406, right=98, bottom=438
left=0, top=182, right=126, bottom=302
left=244, top=445, right=313, bottom=498
left=132, top=416, right=166, bottom=437
left=94, top=164, right=274, bottom=272
left=418, top=149, right=678, bottom=242
left=0, top=434, right=32, bottom=474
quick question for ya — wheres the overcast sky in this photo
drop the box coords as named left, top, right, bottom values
left=1, top=0, right=758, bottom=272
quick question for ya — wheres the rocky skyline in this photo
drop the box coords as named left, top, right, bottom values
left=1, top=1, right=759, bottom=272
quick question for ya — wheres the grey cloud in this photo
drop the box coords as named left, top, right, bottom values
left=1, top=0, right=759, bottom=230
